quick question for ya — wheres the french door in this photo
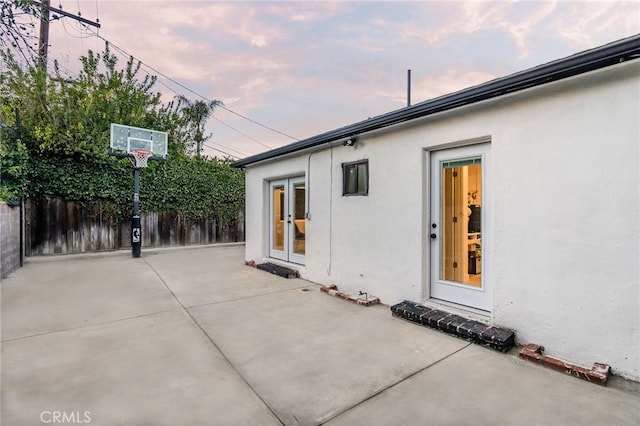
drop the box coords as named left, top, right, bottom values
left=430, top=144, right=491, bottom=311
left=269, top=177, right=306, bottom=264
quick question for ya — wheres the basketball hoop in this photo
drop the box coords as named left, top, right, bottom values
left=131, top=149, right=153, bottom=168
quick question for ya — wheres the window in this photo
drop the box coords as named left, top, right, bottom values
left=342, top=160, right=368, bottom=196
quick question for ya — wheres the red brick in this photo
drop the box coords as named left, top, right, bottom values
left=519, top=342, right=610, bottom=386
left=320, top=285, right=380, bottom=307
left=542, top=356, right=571, bottom=373
left=519, top=343, right=543, bottom=362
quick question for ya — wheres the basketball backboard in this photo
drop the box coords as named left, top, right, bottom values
left=109, top=123, right=168, bottom=159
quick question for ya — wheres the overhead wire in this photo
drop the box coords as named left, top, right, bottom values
left=136, top=61, right=258, bottom=156
left=216, top=104, right=299, bottom=142
left=50, top=4, right=288, bottom=152
left=202, top=143, right=240, bottom=160
left=39, top=3, right=294, bottom=157
left=85, top=28, right=300, bottom=149
left=210, top=115, right=273, bottom=150
left=205, top=140, right=249, bottom=157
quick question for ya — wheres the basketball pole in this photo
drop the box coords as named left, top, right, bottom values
left=109, top=123, right=168, bottom=258
left=132, top=166, right=142, bottom=258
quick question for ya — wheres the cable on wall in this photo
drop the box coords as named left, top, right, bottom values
left=327, top=145, right=334, bottom=276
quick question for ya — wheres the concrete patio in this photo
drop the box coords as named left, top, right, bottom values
left=1, top=244, right=638, bottom=425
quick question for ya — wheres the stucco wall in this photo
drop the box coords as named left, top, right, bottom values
left=243, top=60, right=640, bottom=380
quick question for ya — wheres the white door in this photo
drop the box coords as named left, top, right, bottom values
left=430, top=144, right=491, bottom=311
left=269, top=177, right=306, bottom=264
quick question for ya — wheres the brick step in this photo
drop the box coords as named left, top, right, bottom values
left=390, top=301, right=515, bottom=352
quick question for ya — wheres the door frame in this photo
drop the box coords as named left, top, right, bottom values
left=268, top=176, right=306, bottom=265
left=427, top=143, right=492, bottom=312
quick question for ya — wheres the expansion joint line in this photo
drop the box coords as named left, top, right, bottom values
left=319, top=342, right=473, bottom=425
left=142, top=258, right=286, bottom=426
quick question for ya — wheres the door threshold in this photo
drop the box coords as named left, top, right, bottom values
left=424, top=298, right=491, bottom=320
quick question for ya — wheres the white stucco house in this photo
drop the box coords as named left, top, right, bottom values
left=232, top=35, right=640, bottom=381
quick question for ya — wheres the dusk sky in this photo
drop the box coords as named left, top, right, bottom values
left=46, top=1, right=640, bottom=159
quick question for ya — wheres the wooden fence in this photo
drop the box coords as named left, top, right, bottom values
left=25, top=199, right=244, bottom=256
left=1, top=201, right=22, bottom=278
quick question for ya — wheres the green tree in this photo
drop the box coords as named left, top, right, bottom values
left=176, top=95, right=223, bottom=157
left=1, top=44, right=168, bottom=159
left=0, top=45, right=170, bottom=213
left=0, top=43, right=245, bottom=229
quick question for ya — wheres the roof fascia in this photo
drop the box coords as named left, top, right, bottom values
left=232, top=34, right=640, bottom=168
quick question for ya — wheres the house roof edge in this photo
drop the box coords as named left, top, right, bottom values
left=232, top=34, right=640, bottom=169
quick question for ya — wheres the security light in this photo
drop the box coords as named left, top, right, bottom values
left=343, top=137, right=357, bottom=147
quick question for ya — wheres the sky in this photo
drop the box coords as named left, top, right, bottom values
left=44, top=0, right=640, bottom=159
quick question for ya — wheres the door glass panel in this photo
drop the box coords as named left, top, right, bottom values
left=272, top=185, right=285, bottom=251
left=293, top=183, right=306, bottom=255
left=441, top=158, right=482, bottom=287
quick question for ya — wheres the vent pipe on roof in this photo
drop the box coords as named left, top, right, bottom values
left=407, top=69, right=411, bottom=107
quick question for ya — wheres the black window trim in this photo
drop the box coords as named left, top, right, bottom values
left=342, top=159, right=369, bottom=196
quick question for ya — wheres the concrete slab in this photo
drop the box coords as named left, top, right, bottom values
left=1, top=255, right=179, bottom=340
left=2, top=245, right=638, bottom=425
left=1, top=310, right=281, bottom=426
left=190, top=286, right=469, bottom=425
left=325, top=343, right=640, bottom=426
left=143, top=245, right=306, bottom=307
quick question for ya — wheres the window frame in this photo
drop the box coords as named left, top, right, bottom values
left=342, top=159, right=369, bottom=196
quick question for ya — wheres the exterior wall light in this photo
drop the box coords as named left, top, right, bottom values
left=343, top=136, right=357, bottom=147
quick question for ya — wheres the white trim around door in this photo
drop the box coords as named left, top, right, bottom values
left=269, top=176, right=306, bottom=264
left=429, top=143, right=492, bottom=311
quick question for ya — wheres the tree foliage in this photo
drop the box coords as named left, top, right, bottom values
left=142, top=156, right=244, bottom=223
left=0, top=44, right=244, bottom=225
left=176, top=95, right=223, bottom=157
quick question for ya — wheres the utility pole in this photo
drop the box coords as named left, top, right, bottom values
left=36, top=0, right=101, bottom=67
left=38, top=0, right=50, bottom=68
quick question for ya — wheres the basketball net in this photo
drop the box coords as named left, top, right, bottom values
left=131, top=149, right=153, bottom=168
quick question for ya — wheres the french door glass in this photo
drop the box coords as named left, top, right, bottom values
left=270, top=177, right=305, bottom=264
left=292, top=183, right=306, bottom=257
left=271, top=185, right=285, bottom=253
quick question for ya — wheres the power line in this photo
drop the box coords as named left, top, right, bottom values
left=85, top=36, right=257, bottom=156
left=202, top=143, right=240, bottom=159
left=206, top=140, right=249, bottom=157
left=216, top=104, right=299, bottom=141
left=86, top=29, right=299, bottom=147
left=99, top=32, right=275, bottom=150
left=210, top=115, right=273, bottom=150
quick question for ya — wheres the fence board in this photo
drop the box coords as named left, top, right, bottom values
left=26, top=199, right=244, bottom=256
left=1, top=202, right=21, bottom=278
